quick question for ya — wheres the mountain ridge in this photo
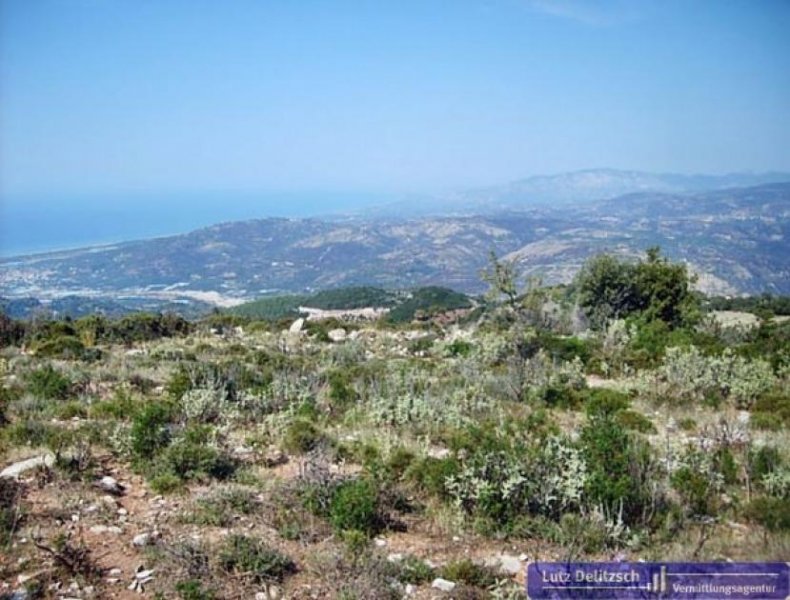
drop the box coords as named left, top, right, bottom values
left=1, top=180, right=788, bottom=306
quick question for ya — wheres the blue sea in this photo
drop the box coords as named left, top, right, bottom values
left=0, top=191, right=394, bottom=257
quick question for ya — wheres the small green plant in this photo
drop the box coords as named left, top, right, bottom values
left=218, top=534, right=296, bottom=582
left=130, top=403, right=172, bottom=459
left=617, top=410, right=656, bottom=434
left=397, top=555, right=435, bottom=584
left=743, top=497, right=790, bottom=532
left=25, top=365, right=71, bottom=400
left=439, top=559, right=498, bottom=589
left=175, top=580, right=216, bottom=600
left=282, top=419, right=324, bottom=454
left=184, top=486, right=257, bottom=526
left=329, top=478, right=382, bottom=536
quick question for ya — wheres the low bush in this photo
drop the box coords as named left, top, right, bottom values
left=175, top=580, right=216, bottom=600
left=743, top=497, right=790, bottom=532
left=218, top=534, right=296, bottom=582
left=282, top=419, right=325, bottom=454
left=25, top=365, right=71, bottom=400
left=617, top=410, right=657, bottom=434
left=396, top=555, right=435, bottom=584
left=329, top=478, right=383, bottom=536
left=130, top=403, right=173, bottom=459
left=439, top=559, right=498, bottom=589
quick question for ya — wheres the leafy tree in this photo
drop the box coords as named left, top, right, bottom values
left=575, top=247, right=698, bottom=330
left=480, top=251, right=519, bottom=308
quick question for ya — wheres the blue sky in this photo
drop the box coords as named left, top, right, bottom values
left=1, top=0, right=789, bottom=253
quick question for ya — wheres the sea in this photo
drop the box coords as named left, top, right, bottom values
left=0, top=191, right=395, bottom=257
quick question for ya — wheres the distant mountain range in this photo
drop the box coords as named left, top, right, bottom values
left=365, top=169, right=790, bottom=216
left=1, top=173, right=789, bottom=315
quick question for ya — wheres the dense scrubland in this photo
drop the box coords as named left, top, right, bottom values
left=0, top=249, right=788, bottom=599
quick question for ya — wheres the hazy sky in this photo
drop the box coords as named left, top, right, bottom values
left=2, top=0, right=789, bottom=198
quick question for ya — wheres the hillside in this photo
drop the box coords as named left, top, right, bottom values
left=1, top=182, right=788, bottom=308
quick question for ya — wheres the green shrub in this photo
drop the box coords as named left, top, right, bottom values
left=160, top=437, right=236, bottom=482
left=396, top=555, right=435, bottom=584
left=185, top=486, right=257, bottom=526
left=149, top=473, right=183, bottom=495
left=329, top=478, right=382, bottom=536
left=32, top=335, right=85, bottom=359
left=175, top=580, right=216, bottom=600
left=749, top=446, right=783, bottom=483
left=130, top=403, right=172, bottom=459
left=743, top=497, right=790, bottom=532
left=671, top=466, right=719, bottom=517
left=90, top=389, right=138, bottom=420
left=439, top=559, right=497, bottom=589
left=446, top=339, right=473, bottom=357
left=6, top=420, right=61, bottom=448
left=584, top=389, right=631, bottom=418
left=25, top=365, right=71, bottom=400
left=328, top=370, right=357, bottom=410
left=580, top=409, right=654, bottom=525
left=218, top=534, right=295, bottom=582
left=404, top=456, right=459, bottom=499
left=677, top=417, right=698, bottom=432
left=752, top=393, right=790, bottom=430
left=282, top=419, right=324, bottom=454
left=617, top=410, right=657, bottom=434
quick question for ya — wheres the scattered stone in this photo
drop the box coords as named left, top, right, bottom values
left=405, top=584, right=416, bottom=595
left=136, top=569, right=154, bottom=581
left=132, top=533, right=152, bottom=547
left=117, top=508, right=128, bottom=516
left=427, top=446, right=451, bottom=459
left=494, top=554, right=522, bottom=575
left=89, top=525, right=122, bottom=535
left=96, top=476, right=125, bottom=496
left=387, top=553, right=404, bottom=563
left=328, top=328, right=347, bottom=342
left=263, top=447, right=287, bottom=467
left=519, top=553, right=529, bottom=562
left=233, top=445, right=254, bottom=456
left=374, top=538, right=387, bottom=547
left=431, top=578, right=456, bottom=592
left=0, top=454, right=55, bottom=479
left=109, top=568, right=122, bottom=576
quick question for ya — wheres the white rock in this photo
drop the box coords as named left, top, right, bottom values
left=427, top=446, right=451, bottom=459
left=374, top=538, right=387, bottom=547
left=132, top=533, right=151, bottom=547
left=431, top=578, right=456, bottom=592
left=405, top=584, right=416, bottom=596
left=0, top=454, right=55, bottom=479
left=109, top=568, right=122, bottom=576
left=89, top=525, right=122, bottom=534
left=387, top=553, right=404, bottom=563
left=97, top=476, right=124, bottom=495
left=497, top=554, right=523, bottom=575
left=328, top=328, right=347, bottom=343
